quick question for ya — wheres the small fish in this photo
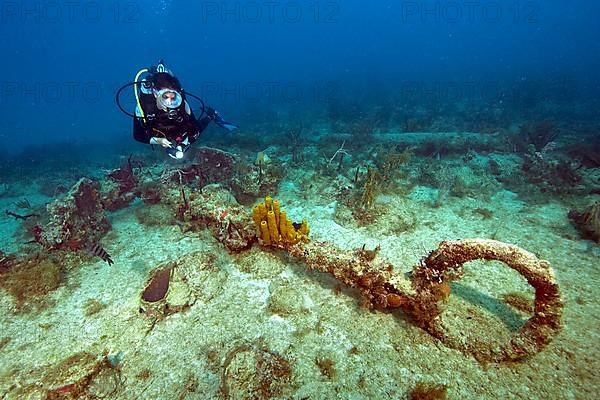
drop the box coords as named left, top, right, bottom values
left=87, top=243, right=114, bottom=266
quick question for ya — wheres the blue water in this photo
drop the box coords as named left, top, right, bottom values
left=1, top=0, right=599, bottom=149
left=2, top=2, right=600, bottom=399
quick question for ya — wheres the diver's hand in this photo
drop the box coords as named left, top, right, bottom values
left=150, top=137, right=172, bottom=148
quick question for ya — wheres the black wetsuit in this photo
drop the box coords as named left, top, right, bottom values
left=132, top=106, right=211, bottom=146
left=132, top=74, right=212, bottom=149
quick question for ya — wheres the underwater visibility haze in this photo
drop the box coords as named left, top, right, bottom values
left=1, top=1, right=600, bottom=398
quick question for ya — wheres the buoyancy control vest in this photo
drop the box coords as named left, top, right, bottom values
left=138, top=85, right=198, bottom=142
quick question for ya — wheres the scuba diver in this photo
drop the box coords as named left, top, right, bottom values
left=116, top=60, right=238, bottom=159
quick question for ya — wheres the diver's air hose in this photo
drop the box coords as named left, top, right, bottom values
left=134, top=68, right=149, bottom=123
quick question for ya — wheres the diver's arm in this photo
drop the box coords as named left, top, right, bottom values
left=133, top=117, right=151, bottom=144
left=133, top=105, right=172, bottom=147
left=133, top=117, right=172, bottom=148
left=196, top=114, right=212, bottom=132
left=183, top=101, right=210, bottom=132
left=133, top=105, right=153, bottom=144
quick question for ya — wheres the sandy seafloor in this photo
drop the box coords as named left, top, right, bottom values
left=0, top=133, right=599, bottom=399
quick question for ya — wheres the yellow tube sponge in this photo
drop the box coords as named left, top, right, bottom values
left=279, top=211, right=288, bottom=239
left=300, top=219, right=310, bottom=236
left=252, top=205, right=263, bottom=227
left=252, top=196, right=309, bottom=247
left=260, top=221, right=271, bottom=245
left=273, top=200, right=281, bottom=227
left=267, top=211, right=279, bottom=243
left=286, top=220, right=296, bottom=242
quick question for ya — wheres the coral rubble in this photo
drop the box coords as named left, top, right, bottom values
left=36, top=178, right=110, bottom=250
left=10, top=352, right=122, bottom=399
left=171, top=185, right=257, bottom=252
left=220, top=342, right=293, bottom=399
left=569, top=201, right=600, bottom=243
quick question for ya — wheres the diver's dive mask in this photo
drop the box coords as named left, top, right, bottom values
left=155, top=88, right=183, bottom=110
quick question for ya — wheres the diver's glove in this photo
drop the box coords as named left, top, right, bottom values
left=149, top=137, right=172, bottom=148
left=206, top=107, right=239, bottom=132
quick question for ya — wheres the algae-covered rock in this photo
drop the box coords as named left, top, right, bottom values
left=87, top=366, right=121, bottom=398
left=267, top=280, right=310, bottom=317
left=4, top=352, right=121, bottom=399
left=169, top=184, right=257, bottom=252
left=38, top=178, right=110, bottom=249
left=140, top=252, right=226, bottom=320
left=176, top=251, right=227, bottom=303
left=0, top=253, right=63, bottom=313
left=221, top=343, right=293, bottom=399
left=139, top=261, right=195, bottom=319
left=164, top=267, right=195, bottom=308
left=234, top=246, right=287, bottom=279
